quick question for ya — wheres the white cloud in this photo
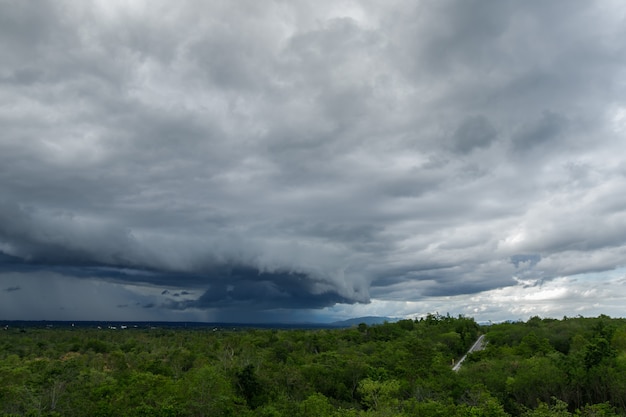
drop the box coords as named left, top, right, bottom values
left=323, top=268, right=626, bottom=322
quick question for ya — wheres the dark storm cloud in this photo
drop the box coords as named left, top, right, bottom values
left=510, top=255, right=541, bottom=269
left=511, top=111, right=569, bottom=152
left=2, top=0, right=626, bottom=321
left=450, top=116, right=498, bottom=154
left=177, top=271, right=354, bottom=311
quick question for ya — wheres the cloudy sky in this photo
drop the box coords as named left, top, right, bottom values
left=2, top=0, right=626, bottom=323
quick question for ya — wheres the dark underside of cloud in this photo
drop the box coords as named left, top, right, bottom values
left=169, top=268, right=356, bottom=310
left=0, top=251, right=358, bottom=311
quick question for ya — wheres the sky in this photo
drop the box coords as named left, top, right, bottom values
left=2, top=0, right=626, bottom=323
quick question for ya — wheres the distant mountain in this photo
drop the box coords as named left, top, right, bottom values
left=330, top=316, right=397, bottom=327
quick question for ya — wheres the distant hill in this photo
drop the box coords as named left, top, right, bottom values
left=330, top=316, right=397, bottom=327
left=0, top=318, right=400, bottom=330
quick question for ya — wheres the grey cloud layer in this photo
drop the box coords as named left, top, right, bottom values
left=1, top=1, right=626, bottom=319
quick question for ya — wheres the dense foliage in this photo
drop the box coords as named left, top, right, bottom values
left=1, top=315, right=625, bottom=416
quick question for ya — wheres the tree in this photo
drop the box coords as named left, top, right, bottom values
left=237, top=364, right=266, bottom=409
left=298, top=393, right=334, bottom=417
left=179, top=365, right=238, bottom=417
left=522, top=398, right=571, bottom=417
left=358, top=378, right=400, bottom=411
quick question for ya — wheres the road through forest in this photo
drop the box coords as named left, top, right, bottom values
left=452, top=334, right=485, bottom=372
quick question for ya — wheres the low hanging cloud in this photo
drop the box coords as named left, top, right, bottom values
left=2, top=1, right=626, bottom=321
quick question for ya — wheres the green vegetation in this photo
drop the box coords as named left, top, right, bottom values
left=1, top=315, right=626, bottom=416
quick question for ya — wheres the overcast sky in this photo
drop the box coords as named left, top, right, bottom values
left=2, top=0, right=626, bottom=323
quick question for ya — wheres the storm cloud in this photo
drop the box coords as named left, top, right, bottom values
left=2, top=1, right=626, bottom=322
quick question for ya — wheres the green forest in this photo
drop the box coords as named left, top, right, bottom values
left=2, top=314, right=626, bottom=416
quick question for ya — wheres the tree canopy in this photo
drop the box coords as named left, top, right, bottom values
left=1, top=314, right=626, bottom=416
